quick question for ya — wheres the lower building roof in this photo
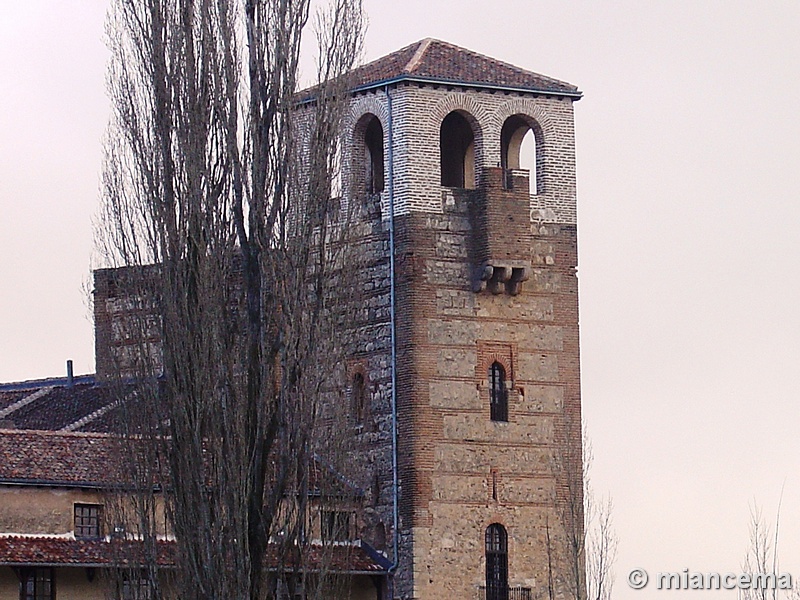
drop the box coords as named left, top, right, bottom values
left=0, top=536, right=389, bottom=574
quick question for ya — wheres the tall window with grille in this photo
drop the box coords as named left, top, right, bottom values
left=351, top=371, right=366, bottom=431
left=74, top=503, right=103, bottom=538
left=489, top=362, right=508, bottom=422
left=20, top=568, right=54, bottom=600
left=485, top=524, right=509, bottom=600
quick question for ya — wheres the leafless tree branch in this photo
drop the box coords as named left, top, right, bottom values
left=97, top=0, right=364, bottom=598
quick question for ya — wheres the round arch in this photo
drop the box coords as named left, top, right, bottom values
left=440, top=110, right=478, bottom=189
left=352, top=112, right=386, bottom=198
left=494, top=99, right=555, bottom=195
left=430, top=94, right=488, bottom=188
left=500, top=113, right=545, bottom=194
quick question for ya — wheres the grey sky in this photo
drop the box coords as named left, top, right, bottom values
left=2, top=1, right=799, bottom=597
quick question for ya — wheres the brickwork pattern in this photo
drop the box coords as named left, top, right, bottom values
left=338, top=79, right=582, bottom=600
left=347, top=85, right=578, bottom=224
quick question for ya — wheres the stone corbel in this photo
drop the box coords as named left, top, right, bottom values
left=472, top=264, right=493, bottom=293
left=473, top=263, right=530, bottom=295
left=506, top=266, right=530, bottom=296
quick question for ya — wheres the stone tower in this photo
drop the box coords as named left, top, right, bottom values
left=334, top=39, right=584, bottom=600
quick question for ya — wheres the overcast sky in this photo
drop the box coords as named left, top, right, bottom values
left=2, top=1, right=799, bottom=598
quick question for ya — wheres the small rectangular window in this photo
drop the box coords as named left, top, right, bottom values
left=121, top=572, right=150, bottom=600
left=74, top=503, right=103, bottom=538
left=321, top=510, right=352, bottom=542
left=20, top=568, right=54, bottom=600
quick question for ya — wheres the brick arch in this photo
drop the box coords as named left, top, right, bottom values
left=429, top=93, right=490, bottom=131
left=493, top=99, right=555, bottom=194
left=483, top=517, right=509, bottom=530
left=492, top=98, right=555, bottom=140
left=345, top=96, right=389, bottom=139
left=476, top=342, right=515, bottom=383
left=344, top=98, right=390, bottom=213
left=429, top=94, right=489, bottom=185
left=353, top=113, right=386, bottom=196
left=481, top=354, right=513, bottom=380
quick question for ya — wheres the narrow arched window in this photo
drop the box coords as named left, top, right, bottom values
left=489, top=362, right=508, bottom=422
left=485, top=524, right=509, bottom=600
left=440, top=111, right=475, bottom=188
left=352, top=372, right=366, bottom=428
left=501, top=115, right=541, bottom=194
left=364, top=117, right=384, bottom=195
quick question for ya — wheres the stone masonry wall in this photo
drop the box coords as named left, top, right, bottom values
left=342, top=81, right=582, bottom=600
left=392, top=206, right=581, bottom=600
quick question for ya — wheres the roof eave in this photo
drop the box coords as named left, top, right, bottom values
left=351, top=74, right=583, bottom=99
left=0, top=561, right=176, bottom=569
left=0, top=478, right=108, bottom=490
left=0, top=374, right=95, bottom=392
left=0, top=478, right=161, bottom=492
left=295, top=73, right=582, bottom=106
left=263, top=565, right=388, bottom=575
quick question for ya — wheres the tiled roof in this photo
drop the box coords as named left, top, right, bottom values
left=265, top=543, right=391, bottom=574
left=0, top=536, right=388, bottom=573
left=0, top=429, right=126, bottom=487
left=0, top=389, right=29, bottom=413
left=0, top=377, right=127, bottom=433
left=0, top=428, right=359, bottom=497
left=0, top=374, right=361, bottom=495
left=347, top=38, right=579, bottom=95
left=0, top=536, right=175, bottom=567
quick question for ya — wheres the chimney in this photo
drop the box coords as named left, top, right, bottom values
left=67, top=360, right=74, bottom=387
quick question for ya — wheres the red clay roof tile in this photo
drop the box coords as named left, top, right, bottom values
left=347, top=38, right=578, bottom=94
left=0, top=536, right=175, bottom=567
left=0, top=429, right=126, bottom=487
left=0, top=536, right=387, bottom=572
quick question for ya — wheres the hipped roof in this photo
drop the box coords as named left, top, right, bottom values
left=347, top=38, right=580, bottom=96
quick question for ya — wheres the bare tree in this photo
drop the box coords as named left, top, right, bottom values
left=743, top=503, right=778, bottom=600
left=96, top=0, right=364, bottom=598
left=548, top=428, right=617, bottom=600
left=585, top=491, right=616, bottom=600
left=741, top=500, right=799, bottom=600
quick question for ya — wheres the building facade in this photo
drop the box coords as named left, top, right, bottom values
left=2, top=39, right=584, bottom=600
left=326, top=38, right=584, bottom=600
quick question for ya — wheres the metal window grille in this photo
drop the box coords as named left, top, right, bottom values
left=74, top=503, right=103, bottom=538
left=121, top=574, right=150, bottom=600
left=485, top=524, right=509, bottom=600
left=477, top=586, right=532, bottom=600
left=489, top=362, right=508, bottom=422
left=22, top=568, right=54, bottom=600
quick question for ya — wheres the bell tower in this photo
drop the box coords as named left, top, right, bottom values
left=338, top=39, right=584, bottom=600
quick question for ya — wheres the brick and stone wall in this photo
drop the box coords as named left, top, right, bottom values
left=88, top=70, right=583, bottom=600
left=94, top=266, right=163, bottom=380
left=341, top=80, right=582, bottom=600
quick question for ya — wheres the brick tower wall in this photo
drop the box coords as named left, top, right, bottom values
left=340, top=84, right=582, bottom=600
